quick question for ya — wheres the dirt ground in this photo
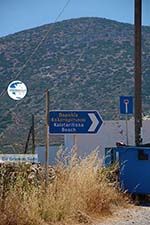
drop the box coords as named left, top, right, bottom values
left=94, top=205, right=150, bottom=225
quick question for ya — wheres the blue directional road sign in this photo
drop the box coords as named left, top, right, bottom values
left=49, top=110, right=103, bottom=134
left=120, top=96, right=133, bottom=114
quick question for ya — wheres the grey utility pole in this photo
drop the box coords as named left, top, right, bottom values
left=135, top=0, right=142, bottom=146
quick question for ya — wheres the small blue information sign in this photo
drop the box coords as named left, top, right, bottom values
left=120, top=96, right=133, bottom=114
left=49, top=110, right=103, bottom=134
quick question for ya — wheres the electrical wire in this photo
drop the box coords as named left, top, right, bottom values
left=0, top=17, right=109, bottom=133
left=0, top=0, right=72, bottom=141
left=0, top=0, right=72, bottom=99
left=0, top=6, right=123, bottom=148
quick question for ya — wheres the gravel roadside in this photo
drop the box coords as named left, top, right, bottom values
left=95, top=205, right=150, bottom=225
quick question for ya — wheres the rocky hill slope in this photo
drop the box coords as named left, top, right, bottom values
left=0, top=17, right=150, bottom=152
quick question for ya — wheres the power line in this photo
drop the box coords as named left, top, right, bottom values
left=0, top=13, right=93, bottom=125
left=0, top=0, right=72, bottom=99
left=0, top=6, right=124, bottom=146
left=0, top=0, right=72, bottom=141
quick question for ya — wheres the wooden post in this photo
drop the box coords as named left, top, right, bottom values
left=24, top=126, right=32, bottom=154
left=32, top=114, right=35, bottom=154
left=45, top=89, right=49, bottom=189
left=134, top=0, right=142, bottom=146
left=24, top=114, right=35, bottom=154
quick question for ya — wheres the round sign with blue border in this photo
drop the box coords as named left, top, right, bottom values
left=7, top=80, right=27, bottom=100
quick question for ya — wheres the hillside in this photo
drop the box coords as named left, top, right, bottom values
left=0, top=17, right=150, bottom=152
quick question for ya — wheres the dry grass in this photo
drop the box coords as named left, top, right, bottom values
left=0, top=150, right=129, bottom=225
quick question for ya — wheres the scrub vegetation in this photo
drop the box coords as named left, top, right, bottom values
left=1, top=17, right=150, bottom=152
left=0, top=150, right=129, bottom=225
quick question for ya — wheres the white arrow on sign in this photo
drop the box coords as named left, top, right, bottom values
left=88, top=113, right=99, bottom=132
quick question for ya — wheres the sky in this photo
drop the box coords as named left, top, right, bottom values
left=0, top=0, right=150, bottom=37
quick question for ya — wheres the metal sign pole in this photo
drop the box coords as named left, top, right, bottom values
left=73, top=135, right=76, bottom=146
left=125, top=102, right=129, bottom=145
left=45, top=89, right=49, bottom=189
